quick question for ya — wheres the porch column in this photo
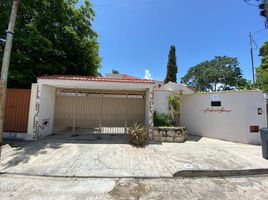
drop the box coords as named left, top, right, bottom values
left=124, top=93, right=128, bottom=134
left=99, top=93, right=103, bottom=134
left=145, top=88, right=154, bottom=139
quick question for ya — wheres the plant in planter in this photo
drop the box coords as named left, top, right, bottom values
left=154, top=112, right=174, bottom=127
left=168, top=93, right=182, bottom=126
left=128, top=123, right=147, bottom=146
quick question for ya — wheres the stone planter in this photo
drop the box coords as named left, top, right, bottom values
left=153, top=127, right=187, bottom=143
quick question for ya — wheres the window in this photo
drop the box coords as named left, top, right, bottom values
left=211, top=101, right=221, bottom=107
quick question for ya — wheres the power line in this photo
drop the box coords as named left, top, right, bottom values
left=242, top=0, right=260, bottom=7
left=94, top=0, right=171, bottom=8
left=252, top=39, right=258, bottom=50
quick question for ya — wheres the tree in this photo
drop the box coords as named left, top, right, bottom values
left=256, top=42, right=268, bottom=92
left=164, top=45, right=178, bottom=83
left=0, top=0, right=101, bottom=88
left=181, top=56, right=248, bottom=92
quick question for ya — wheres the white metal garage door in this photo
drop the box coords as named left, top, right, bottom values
left=53, top=89, right=145, bottom=134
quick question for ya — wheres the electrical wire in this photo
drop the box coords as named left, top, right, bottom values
left=253, top=39, right=259, bottom=50
left=94, top=0, right=171, bottom=7
left=242, top=0, right=260, bottom=7
left=253, top=27, right=267, bottom=34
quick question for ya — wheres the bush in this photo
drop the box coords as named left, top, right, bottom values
left=154, top=112, right=175, bottom=127
left=128, top=123, right=147, bottom=146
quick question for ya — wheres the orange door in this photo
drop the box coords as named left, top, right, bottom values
left=4, top=89, right=31, bottom=132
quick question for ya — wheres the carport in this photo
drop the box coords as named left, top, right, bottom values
left=27, top=75, right=155, bottom=140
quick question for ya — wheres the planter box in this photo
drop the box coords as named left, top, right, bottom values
left=153, top=127, right=187, bottom=143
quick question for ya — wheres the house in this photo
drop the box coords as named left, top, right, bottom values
left=26, top=74, right=155, bottom=139
left=3, top=74, right=268, bottom=145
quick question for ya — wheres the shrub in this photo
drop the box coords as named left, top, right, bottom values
left=128, top=123, right=147, bottom=146
left=154, top=112, right=175, bottom=127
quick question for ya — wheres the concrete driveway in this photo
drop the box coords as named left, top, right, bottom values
left=1, top=134, right=268, bottom=177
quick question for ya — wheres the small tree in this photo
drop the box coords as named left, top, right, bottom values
left=168, top=93, right=181, bottom=126
left=164, top=45, right=178, bottom=83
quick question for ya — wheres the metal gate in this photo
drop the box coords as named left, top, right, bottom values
left=54, top=89, right=145, bottom=134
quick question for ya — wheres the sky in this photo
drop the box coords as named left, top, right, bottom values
left=79, top=0, right=268, bottom=82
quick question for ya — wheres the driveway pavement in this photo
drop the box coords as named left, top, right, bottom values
left=0, top=134, right=268, bottom=177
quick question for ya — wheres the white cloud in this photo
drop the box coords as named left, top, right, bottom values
left=144, top=70, right=153, bottom=80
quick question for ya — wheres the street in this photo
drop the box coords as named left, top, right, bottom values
left=1, top=174, right=268, bottom=200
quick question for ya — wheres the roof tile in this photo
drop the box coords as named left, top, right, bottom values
left=37, top=75, right=155, bottom=84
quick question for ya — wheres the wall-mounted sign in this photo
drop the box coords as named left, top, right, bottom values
left=201, top=107, right=232, bottom=113
left=211, top=94, right=220, bottom=101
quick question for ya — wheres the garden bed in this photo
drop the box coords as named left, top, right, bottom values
left=153, top=127, right=187, bottom=143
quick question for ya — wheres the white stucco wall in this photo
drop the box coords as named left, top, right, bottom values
left=145, top=88, right=154, bottom=138
left=181, top=91, right=267, bottom=144
left=27, top=84, right=37, bottom=139
left=39, top=85, right=56, bottom=137
left=27, top=84, right=56, bottom=138
left=154, top=90, right=171, bottom=114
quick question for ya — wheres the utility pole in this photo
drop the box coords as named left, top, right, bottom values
left=0, top=0, right=20, bottom=145
left=249, top=32, right=255, bottom=84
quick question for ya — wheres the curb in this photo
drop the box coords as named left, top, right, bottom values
left=1, top=169, right=268, bottom=179
left=0, top=172, right=173, bottom=179
left=173, top=169, right=268, bottom=177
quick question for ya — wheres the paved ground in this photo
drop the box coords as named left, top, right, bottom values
left=1, top=174, right=268, bottom=200
left=0, top=134, right=268, bottom=177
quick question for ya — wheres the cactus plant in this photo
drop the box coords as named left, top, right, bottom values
left=128, top=123, right=147, bottom=146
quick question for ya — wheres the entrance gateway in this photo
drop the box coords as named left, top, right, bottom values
left=54, top=89, right=145, bottom=135
left=26, top=75, right=155, bottom=140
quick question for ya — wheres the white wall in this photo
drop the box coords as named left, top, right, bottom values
left=145, top=88, right=154, bottom=138
left=154, top=90, right=171, bottom=114
left=27, top=84, right=56, bottom=138
left=27, top=84, right=37, bottom=139
left=181, top=91, right=267, bottom=144
left=39, top=85, right=56, bottom=136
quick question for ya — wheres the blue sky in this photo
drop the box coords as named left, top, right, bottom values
left=80, top=0, right=268, bottom=81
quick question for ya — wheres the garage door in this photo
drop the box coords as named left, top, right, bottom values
left=53, top=89, right=145, bottom=134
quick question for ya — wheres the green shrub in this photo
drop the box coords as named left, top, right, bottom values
left=128, top=123, right=147, bottom=146
left=153, top=112, right=175, bottom=127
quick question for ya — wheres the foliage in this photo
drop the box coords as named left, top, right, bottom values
left=128, top=123, right=147, bottom=146
left=168, top=94, right=181, bottom=126
left=164, top=45, right=178, bottom=83
left=154, top=112, right=175, bottom=127
left=0, top=0, right=101, bottom=88
left=256, top=41, right=268, bottom=92
left=168, top=95, right=181, bottom=113
left=181, top=56, right=248, bottom=92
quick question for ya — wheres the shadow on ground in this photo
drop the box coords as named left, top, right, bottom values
left=0, top=134, right=138, bottom=170
left=0, top=138, right=63, bottom=169
left=187, top=135, right=203, bottom=142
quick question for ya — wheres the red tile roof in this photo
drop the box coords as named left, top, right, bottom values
left=37, top=75, right=155, bottom=84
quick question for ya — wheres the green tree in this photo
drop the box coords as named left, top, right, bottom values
left=256, top=42, right=268, bottom=92
left=164, top=45, right=178, bottom=83
left=181, top=56, right=248, bottom=92
left=0, top=0, right=101, bottom=88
